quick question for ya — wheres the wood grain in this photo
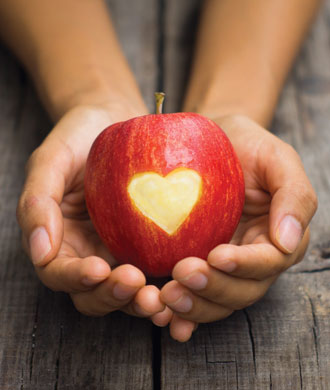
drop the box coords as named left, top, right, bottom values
left=161, top=273, right=330, bottom=389
left=107, top=0, right=159, bottom=112
left=0, top=1, right=159, bottom=388
left=162, top=0, right=202, bottom=113
left=0, top=0, right=330, bottom=388
left=161, top=0, right=330, bottom=388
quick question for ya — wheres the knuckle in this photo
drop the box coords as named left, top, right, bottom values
left=213, top=285, right=226, bottom=302
left=38, top=278, right=58, bottom=292
left=234, top=298, right=255, bottom=310
left=250, top=284, right=270, bottom=306
left=71, top=297, right=103, bottom=317
left=232, top=300, right=249, bottom=310
left=209, top=308, right=233, bottom=323
left=233, top=288, right=265, bottom=310
left=74, top=303, right=92, bottom=316
left=16, top=192, right=39, bottom=224
left=279, top=141, right=301, bottom=161
left=20, top=194, right=39, bottom=213
left=36, top=272, right=60, bottom=292
left=26, top=144, right=68, bottom=175
left=308, top=189, right=318, bottom=214
left=35, top=268, right=63, bottom=293
left=220, top=308, right=234, bottom=320
left=283, top=142, right=298, bottom=157
left=274, top=141, right=300, bottom=166
left=225, top=114, right=257, bottom=132
left=268, top=257, right=287, bottom=276
left=227, top=114, right=250, bottom=125
left=279, top=143, right=318, bottom=216
left=296, top=184, right=318, bottom=219
left=194, top=307, right=233, bottom=323
left=92, top=289, right=121, bottom=310
left=214, top=308, right=234, bottom=322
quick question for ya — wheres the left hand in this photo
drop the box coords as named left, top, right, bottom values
left=160, top=115, right=318, bottom=342
left=17, top=105, right=167, bottom=322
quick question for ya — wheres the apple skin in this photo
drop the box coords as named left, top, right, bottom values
left=84, top=113, right=245, bottom=277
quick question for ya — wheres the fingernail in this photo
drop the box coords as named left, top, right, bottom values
left=179, top=272, right=208, bottom=290
left=212, top=260, right=237, bottom=273
left=29, top=227, right=51, bottom=265
left=168, top=295, right=193, bottom=313
left=277, top=215, right=302, bottom=253
left=112, top=283, right=138, bottom=300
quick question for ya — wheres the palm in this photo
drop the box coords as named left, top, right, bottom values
left=46, top=107, right=124, bottom=268
left=230, top=154, right=272, bottom=247
left=217, top=116, right=274, bottom=248
left=59, top=115, right=274, bottom=264
left=58, top=166, right=117, bottom=266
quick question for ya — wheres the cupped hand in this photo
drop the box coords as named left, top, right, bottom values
left=16, top=105, right=169, bottom=322
left=160, top=114, right=318, bottom=342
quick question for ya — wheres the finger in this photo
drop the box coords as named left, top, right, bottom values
left=127, top=285, right=165, bottom=317
left=207, top=229, right=309, bottom=280
left=71, top=264, right=145, bottom=316
left=169, top=314, right=197, bottom=343
left=151, top=306, right=173, bottom=327
left=160, top=280, right=233, bottom=323
left=36, top=255, right=111, bottom=293
left=16, top=144, right=71, bottom=266
left=171, top=258, right=276, bottom=311
left=264, top=142, right=317, bottom=254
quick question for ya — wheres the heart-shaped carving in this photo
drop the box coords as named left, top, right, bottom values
left=127, top=168, right=202, bottom=234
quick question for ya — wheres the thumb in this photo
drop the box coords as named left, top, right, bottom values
left=16, top=143, right=70, bottom=266
left=267, top=143, right=318, bottom=254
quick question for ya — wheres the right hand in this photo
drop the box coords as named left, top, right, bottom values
left=160, top=114, right=317, bottom=341
left=17, top=104, right=172, bottom=324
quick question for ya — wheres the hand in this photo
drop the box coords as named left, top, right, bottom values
left=17, top=105, right=169, bottom=322
left=160, top=114, right=318, bottom=342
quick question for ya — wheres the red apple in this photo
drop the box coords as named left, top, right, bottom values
left=84, top=95, right=244, bottom=277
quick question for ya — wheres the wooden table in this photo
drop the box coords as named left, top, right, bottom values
left=1, top=1, right=329, bottom=389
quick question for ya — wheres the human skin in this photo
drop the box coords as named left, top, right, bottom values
left=160, top=0, right=320, bottom=341
left=0, top=0, right=319, bottom=340
left=1, top=0, right=167, bottom=322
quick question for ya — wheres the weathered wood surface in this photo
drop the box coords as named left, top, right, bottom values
left=161, top=1, right=330, bottom=389
left=0, top=0, right=329, bottom=389
left=0, top=1, right=159, bottom=389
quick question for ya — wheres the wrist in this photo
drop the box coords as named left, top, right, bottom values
left=5, top=0, right=149, bottom=122
left=34, top=67, right=148, bottom=122
left=60, top=89, right=148, bottom=124
left=41, top=102, right=148, bottom=164
left=183, top=86, right=275, bottom=129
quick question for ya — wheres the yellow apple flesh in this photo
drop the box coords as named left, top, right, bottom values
left=127, top=168, right=202, bottom=235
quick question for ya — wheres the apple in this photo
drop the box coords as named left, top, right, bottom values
left=84, top=93, right=245, bottom=277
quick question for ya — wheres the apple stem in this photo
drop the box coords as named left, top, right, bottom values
left=155, top=92, right=165, bottom=114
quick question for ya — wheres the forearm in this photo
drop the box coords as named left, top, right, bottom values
left=183, top=0, right=321, bottom=127
left=0, top=0, right=147, bottom=121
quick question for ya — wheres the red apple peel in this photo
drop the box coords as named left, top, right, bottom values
left=84, top=93, right=245, bottom=277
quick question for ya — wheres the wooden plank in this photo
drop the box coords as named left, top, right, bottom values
left=162, top=0, right=202, bottom=113
left=161, top=273, right=330, bottom=390
left=272, top=0, right=330, bottom=272
left=161, top=0, right=330, bottom=388
left=0, top=0, right=159, bottom=388
left=107, top=0, right=159, bottom=112
left=0, top=49, right=50, bottom=389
